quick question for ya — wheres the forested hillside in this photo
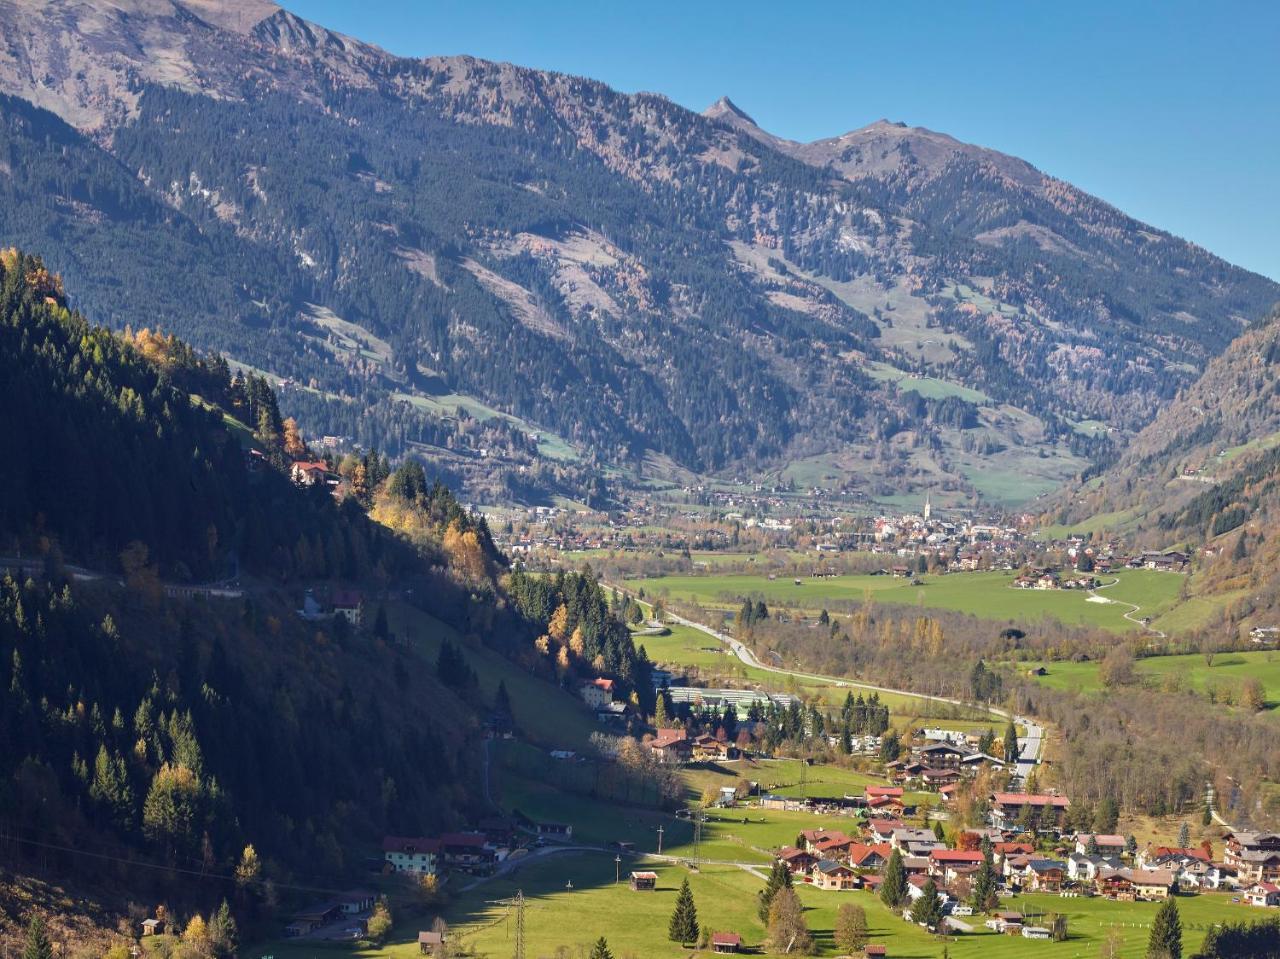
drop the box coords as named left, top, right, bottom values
left=1054, top=303, right=1280, bottom=634
left=0, top=252, right=653, bottom=922
left=0, top=0, right=1275, bottom=504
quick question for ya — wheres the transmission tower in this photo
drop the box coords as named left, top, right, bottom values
left=488, top=889, right=527, bottom=959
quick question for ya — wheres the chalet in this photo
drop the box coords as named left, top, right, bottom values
left=928, top=849, right=984, bottom=878
left=902, top=856, right=931, bottom=876
left=1130, top=869, right=1176, bottom=900
left=890, top=828, right=945, bottom=856
left=711, top=932, right=742, bottom=954
left=848, top=843, right=892, bottom=871
left=1224, top=832, right=1280, bottom=884
left=331, top=589, right=364, bottom=627
left=866, top=785, right=905, bottom=801
left=921, top=767, right=960, bottom=788
left=648, top=728, right=693, bottom=764
left=1075, top=834, right=1126, bottom=857
left=812, top=860, right=858, bottom=890
left=418, top=931, right=445, bottom=954
left=988, top=792, right=1070, bottom=832
left=578, top=678, right=616, bottom=709
left=291, top=460, right=334, bottom=487
left=917, top=742, right=968, bottom=769
left=814, top=835, right=858, bottom=860
left=867, top=820, right=906, bottom=843
left=438, top=832, right=497, bottom=870
left=906, top=873, right=948, bottom=904
left=1142, top=551, right=1188, bottom=571
left=1245, top=882, right=1280, bottom=908
left=383, top=836, right=440, bottom=876
left=1068, top=854, right=1124, bottom=882
left=777, top=846, right=819, bottom=876
left=1141, top=847, right=1212, bottom=886
left=938, top=783, right=960, bottom=803
left=958, top=752, right=1006, bottom=775
left=1022, top=859, right=1067, bottom=892
left=867, top=795, right=906, bottom=816
left=692, top=734, right=737, bottom=761
left=629, top=871, right=658, bottom=891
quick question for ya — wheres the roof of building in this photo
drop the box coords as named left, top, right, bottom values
left=382, top=836, right=440, bottom=854
left=711, top=933, right=742, bottom=947
left=991, top=792, right=1070, bottom=807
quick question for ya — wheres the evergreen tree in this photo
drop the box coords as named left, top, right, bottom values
left=910, top=877, right=944, bottom=928
left=668, top=878, right=699, bottom=946
left=208, top=900, right=238, bottom=959
left=881, top=849, right=908, bottom=909
left=1087, top=834, right=1100, bottom=856
left=1003, top=719, right=1020, bottom=763
left=1178, top=821, right=1191, bottom=849
left=971, top=839, right=999, bottom=913
left=1147, top=897, right=1182, bottom=959
left=758, top=860, right=793, bottom=922
left=22, top=915, right=53, bottom=959
left=588, top=937, right=613, bottom=959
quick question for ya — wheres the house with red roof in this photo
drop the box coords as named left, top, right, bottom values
left=1245, top=882, right=1280, bottom=908
left=648, top=728, right=692, bottom=763
left=578, top=677, right=615, bottom=709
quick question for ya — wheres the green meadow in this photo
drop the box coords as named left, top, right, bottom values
left=631, top=569, right=1186, bottom=633
left=1020, top=648, right=1280, bottom=709
left=251, top=856, right=1265, bottom=959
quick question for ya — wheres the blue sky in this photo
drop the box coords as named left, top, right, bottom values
left=287, top=1, right=1279, bottom=281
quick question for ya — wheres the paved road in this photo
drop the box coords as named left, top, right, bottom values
left=615, top=583, right=1044, bottom=772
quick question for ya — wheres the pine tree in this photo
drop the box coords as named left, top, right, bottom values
left=1003, top=719, right=1020, bottom=763
left=588, top=937, right=613, bottom=959
left=208, top=900, right=238, bottom=959
left=22, top=915, right=53, bottom=959
left=1177, top=821, right=1190, bottom=849
left=758, top=860, right=792, bottom=921
left=1147, top=897, right=1181, bottom=959
left=881, top=849, right=908, bottom=909
left=910, top=877, right=943, bottom=928
left=668, top=878, right=699, bottom=946
left=971, top=839, right=999, bottom=913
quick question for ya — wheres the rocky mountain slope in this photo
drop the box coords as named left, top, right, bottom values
left=0, top=0, right=1275, bottom=504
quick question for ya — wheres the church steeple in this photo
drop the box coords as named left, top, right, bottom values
left=923, top=493, right=932, bottom=521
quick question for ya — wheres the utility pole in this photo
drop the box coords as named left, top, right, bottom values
left=615, top=854, right=622, bottom=883
left=692, top=810, right=704, bottom=864
left=514, top=889, right=525, bottom=959
left=656, top=824, right=664, bottom=855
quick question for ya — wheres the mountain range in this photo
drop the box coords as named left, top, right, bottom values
left=0, top=0, right=1276, bottom=506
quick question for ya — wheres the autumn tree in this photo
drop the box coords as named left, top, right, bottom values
left=766, top=888, right=813, bottom=955
left=834, top=902, right=868, bottom=953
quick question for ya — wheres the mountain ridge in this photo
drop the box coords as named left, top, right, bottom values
left=0, top=0, right=1276, bottom=504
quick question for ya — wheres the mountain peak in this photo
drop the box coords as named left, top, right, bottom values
left=704, top=96, right=758, bottom=127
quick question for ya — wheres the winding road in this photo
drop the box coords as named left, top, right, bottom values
left=1087, top=577, right=1168, bottom=639
left=614, top=584, right=1044, bottom=777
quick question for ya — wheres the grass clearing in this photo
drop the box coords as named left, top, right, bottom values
left=387, top=603, right=599, bottom=751
left=630, top=569, right=1186, bottom=633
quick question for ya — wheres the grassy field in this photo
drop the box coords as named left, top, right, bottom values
left=249, top=853, right=1265, bottom=959
left=631, top=569, right=1186, bottom=633
left=387, top=603, right=600, bottom=751
left=1018, top=649, right=1280, bottom=709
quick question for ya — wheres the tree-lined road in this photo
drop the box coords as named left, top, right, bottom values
left=614, top=586, right=1045, bottom=773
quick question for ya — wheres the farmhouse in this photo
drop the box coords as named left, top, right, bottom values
left=1224, top=831, right=1280, bottom=884
left=1076, top=834, right=1126, bottom=857
left=578, top=677, right=615, bottom=709
left=848, top=842, right=892, bottom=871
left=777, top=846, right=818, bottom=875
left=812, top=859, right=858, bottom=890
left=1245, top=882, right=1280, bottom=907
left=648, top=728, right=693, bottom=763
left=988, top=792, right=1070, bottom=831
left=383, top=836, right=439, bottom=876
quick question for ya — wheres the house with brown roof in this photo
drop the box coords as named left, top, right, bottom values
left=988, top=792, right=1070, bottom=832
left=777, top=846, right=818, bottom=876
left=648, top=727, right=692, bottom=763
left=383, top=836, right=440, bottom=876
left=1224, top=832, right=1280, bottom=884
left=711, top=932, right=742, bottom=954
